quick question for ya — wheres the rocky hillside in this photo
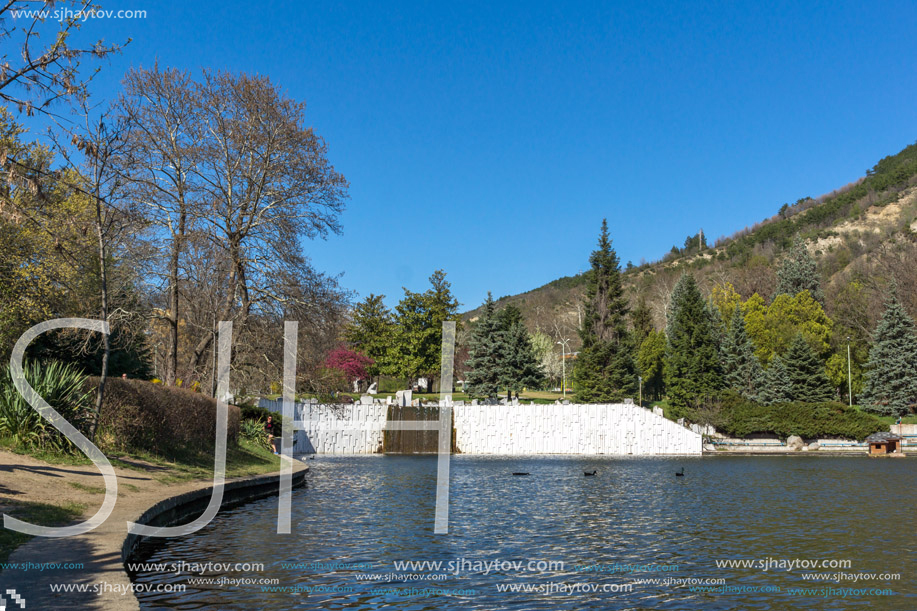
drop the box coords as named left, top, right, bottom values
left=465, top=141, right=917, bottom=350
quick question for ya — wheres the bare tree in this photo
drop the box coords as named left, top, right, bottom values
left=1, top=1, right=127, bottom=116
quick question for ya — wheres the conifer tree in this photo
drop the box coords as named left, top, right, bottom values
left=631, top=296, right=654, bottom=348
left=721, top=306, right=766, bottom=401
left=664, top=273, right=722, bottom=414
left=783, top=333, right=834, bottom=402
left=500, top=321, right=545, bottom=400
left=860, top=289, right=917, bottom=416
left=464, top=293, right=504, bottom=399
left=572, top=219, right=636, bottom=402
left=759, top=355, right=793, bottom=405
left=776, top=237, right=824, bottom=304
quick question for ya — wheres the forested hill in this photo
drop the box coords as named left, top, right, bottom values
left=466, top=140, right=917, bottom=349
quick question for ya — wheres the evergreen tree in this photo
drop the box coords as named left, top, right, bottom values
left=496, top=304, right=524, bottom=331
left=636, top=329, right=666, bottom=401
left=343, top=294, right=394, bottom=380
left=664, top=273, right=722, bottom=415
left=572, top=219, right=636, bottom=402
left=464, top=293, right=504, bottom=399
left=759, top=355, right=793, bottom=405
left=721, top=306, right=766, bottom=400
left=783, top=333, right=834, bottom=402
left=860, top=290, right=917, bottom=416
left=499, top=321, right=545, bottom=400
left=631, top=296, right=654, bottom=348
left=776, top=236, right=824, bottom=304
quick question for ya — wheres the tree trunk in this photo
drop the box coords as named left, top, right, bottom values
left=90, top=194, right=110, bottom=442
left=165, top=212, right=185, bottom=385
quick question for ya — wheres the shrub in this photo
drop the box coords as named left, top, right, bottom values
left=239, top=404, right=283, bottom=437
left=0, top=360, right=93, bottom=451
left=93, top=378, right=240, bottom=455
left=716, top=391, right=887, bottom=441
left=241, top=419, right=268, bottom=445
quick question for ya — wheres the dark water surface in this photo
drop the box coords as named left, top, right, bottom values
left=132, top=455, right=916, bottom=610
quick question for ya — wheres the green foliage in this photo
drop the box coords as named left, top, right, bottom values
left=636, top=330, right=666, bottom=401
left=776, top=236, right=824, bottom=303
left=860, top=290, right=917, bottom=416
left=0, top=360, right=93, bottom=451
left=499, top=320, right=546, bottom=397
left=464, top=293, right=504, bottom=399
left=721, top=306, right=766, bottom=401
left=630, top=296, right=654, bottom=348
left=717, top=391, right=887, bottom=441
left=782, top=333, right=834, bottom=402
left=743, top=290, right=833, bottom=365
left=573, top=219, right=636, bottom=402
left=387, top=270, right=461, bottom=384
left=343, top=294, right=394, bottom=378
left=826, top=351, right=862, bottom=403
left=664, top=274, right=722, bottom=416
left=758, top=356, right=793, bottom=405
left=240, top=419, right=269, bottom=445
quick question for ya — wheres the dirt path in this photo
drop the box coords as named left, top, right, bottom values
left=0, top=450, right=302, bottom=610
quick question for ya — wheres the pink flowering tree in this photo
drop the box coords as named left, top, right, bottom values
left=324, top=347, right=374, bottom=385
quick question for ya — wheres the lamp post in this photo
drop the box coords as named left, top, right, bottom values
left=846, top=336, right=852, bottom=407
left=557, top=339, right=570, bottom=399
left=638, top=375, right=643, bottom=407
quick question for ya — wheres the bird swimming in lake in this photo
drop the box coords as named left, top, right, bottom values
left=675, top=468, right=684, bottom=476
left=584, top=470, right=597, bottom=476
left=512, top=472, right=530, bottom=476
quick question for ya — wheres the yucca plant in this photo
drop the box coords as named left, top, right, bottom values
left=240, top=418, right=268, bottom=445
left=0, top=360, right=93, bottom=452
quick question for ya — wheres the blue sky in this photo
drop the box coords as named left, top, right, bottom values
left=30, top=0, right=917, bottom=310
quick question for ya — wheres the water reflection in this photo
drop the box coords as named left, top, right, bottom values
left=132, top=455, right=916, bottom=610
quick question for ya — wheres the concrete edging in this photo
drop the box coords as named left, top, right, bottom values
left=122, top=465, right=308, bottom=566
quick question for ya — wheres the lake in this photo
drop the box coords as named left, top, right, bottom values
left=131, top=455, right=916, bottom=610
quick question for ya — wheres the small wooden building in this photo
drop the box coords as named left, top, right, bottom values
left=865, top=432, right=903, bottom=455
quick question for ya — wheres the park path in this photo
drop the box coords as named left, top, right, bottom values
left=0, top=450, right=303, bottom=610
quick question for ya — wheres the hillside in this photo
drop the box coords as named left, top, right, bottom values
left=465, top=141, right=917, bottom=350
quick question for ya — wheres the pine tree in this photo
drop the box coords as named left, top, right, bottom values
left=664, top=273, right=722, bottom=415
left=500, top=321, right=545, bottom=400
left=631, top=296, right=654, bottom=348
left=783, top=333, right=834, bottom=403
left=759, top=355, right=793, bottom=405
left=464, top=293, right=504, bottom=399
left=776, top=236, right=824, bottom=304
left=860, top=289, right=917, bottom=416
left=572, top=219, right=636, bottom=402
left=721, top=306, right=766, bottom=400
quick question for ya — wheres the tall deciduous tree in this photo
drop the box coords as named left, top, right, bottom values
left=636, top=330, right=666, bottom=401
left=776, top=236, right=824, bottom=304
left=783, top=333, right=834, bottom=403
left=665, top=273, right=722, bottom=416
left=572, top=219, right=636, bottom=402
left=860, top=289, right=917, bottom=416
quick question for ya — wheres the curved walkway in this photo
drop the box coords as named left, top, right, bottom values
left=0, top=450, right=307, bottom=610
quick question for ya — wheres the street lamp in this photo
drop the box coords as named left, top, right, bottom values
left=638, top=375, right=643, bottom=407
left=557, top=339, right=570, bottom=399
left=847, top=336, right=852, bottom=407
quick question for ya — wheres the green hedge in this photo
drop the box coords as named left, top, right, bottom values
left=717, top=392, right=888, bottom=441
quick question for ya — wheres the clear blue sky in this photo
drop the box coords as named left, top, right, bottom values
left=51, top=0, right=917, bottom=310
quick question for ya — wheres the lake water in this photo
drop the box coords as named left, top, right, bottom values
left=131, top=455, right=916, bottom=610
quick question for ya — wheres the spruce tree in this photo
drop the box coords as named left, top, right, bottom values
left=464, top=293, right=504, bottom=399
left=631, top=296, right=654, bottom=348
left=721, top=306, right=766, bottom=401
left=572, top=219, right=636, bottom=402
left=759, top=355, right=793, bottom=405
left=499, top=321, right=545, bottom=400
left=776, top=236, right=824, bottom=304
left=860, top=290, right=917, bottom=416
left=783, top=333, right=834, bottom=403
left=664, top=273, right=722, bottom=415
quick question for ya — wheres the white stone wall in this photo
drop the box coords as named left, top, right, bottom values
left=259, top=399, right=387, bottom=454
left=259, top=400, right=702, bottom=455
left=453, top=403, right=702, bottom=455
